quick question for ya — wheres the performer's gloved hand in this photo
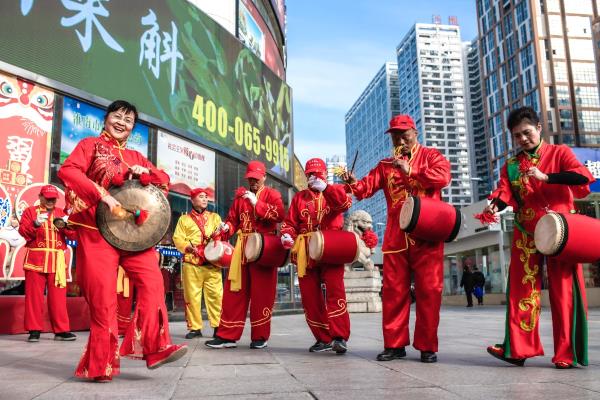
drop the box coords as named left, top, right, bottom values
left=35, top=213, right=48, bottom=227
left=218, top=222, right=229, bottom=233
left=243, top=191, right=258, bottom=206
left=308, top=176, right=327, bottom=192
left=281, top=233, right=294, bottom=249
left=129, top=165, right=150, bottom=176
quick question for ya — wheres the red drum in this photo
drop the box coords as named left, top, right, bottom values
left=308, top=230, right=360, bottom=264
left=534, top=212, right=600, bottom=263
left=244, top=233, right=289, bottom=268
left=399, top=196, right=461, bottom=242
left=204, top=240, right=234, bottom=268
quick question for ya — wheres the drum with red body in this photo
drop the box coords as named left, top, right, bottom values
left=244, top=233, right=289, bottom=268
left=308, top=230, right=360, bottom=264
left=204, top=240, right=234, bottom=268
left=399, top=196, right=461, bottom=242
left=534, top=212, right=600, bottom=263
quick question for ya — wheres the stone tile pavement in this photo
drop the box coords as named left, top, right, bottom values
left=0, top=305, right=599, bottom=399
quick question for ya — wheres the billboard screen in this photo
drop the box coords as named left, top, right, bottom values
left=61, top=96, right=149, bottom=163
left=239, top=0, right=286, bottom=80
left=0, top=0, right=292, bottom=182
left=156, top=130, right=216, bottom=200
left=186, top=0, right=236, bottom=35
left=572, top=147, right=600, bottom=193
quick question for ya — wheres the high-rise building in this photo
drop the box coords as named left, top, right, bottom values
left=463, top=38, right=491, bottom=201
left=345, top=62, right=400, bottom=240
left=396, top=23, right=474, bottom=206
left=476, top=0, right=600, bottom=183
left=325, top=155, right=346, bottom=185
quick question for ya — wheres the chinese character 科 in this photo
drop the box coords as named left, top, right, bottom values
left=139, top=9, right=183, bottom=94
left=585, top=160, right=600, bottom=178
left=60, top=0, right=124, bottom=53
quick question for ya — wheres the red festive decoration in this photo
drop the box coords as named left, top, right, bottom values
left=134, top=208, right=149, bottom=226
left=518, top=156, right=535, bottom=174
left=111, top=173, right=124, bottom=187
left=139, top=173, right=152, bottom=186
left=361, top=229, right=379, bottom=249
left=473, top=212, right=499, bottom=225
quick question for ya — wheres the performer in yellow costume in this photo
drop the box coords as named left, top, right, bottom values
left=173, top=187, right=223, bottom=339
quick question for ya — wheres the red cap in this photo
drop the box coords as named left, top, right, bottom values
left=190, top=187, right=210, bottom=199
left=304, top=158, right=327, bottom=175
left=39, top=184, right=59, bottom=199
left=244, top=160, right=266, bottom=180
left=386, top=114, right=416, bottom=133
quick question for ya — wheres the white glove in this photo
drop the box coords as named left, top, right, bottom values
left=62, top=215, right=69, bottom=223
left=36, top=213, right=48, bottom=226
left=218, top=222, right=229, bottom=233
left=281, top=233, right=294, bottom=249
left=243, top=191, right=258, bottom=206
left=308, top=176, right=327, bottom=192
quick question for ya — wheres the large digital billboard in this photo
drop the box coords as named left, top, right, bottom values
left=573, top=147, right=600, bottom=193
left=61, top=96, right=149, bottom=163
left=0, top=0, right=292, bottom=182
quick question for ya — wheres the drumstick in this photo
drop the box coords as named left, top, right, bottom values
left=349, top=150, right=359, bottom=176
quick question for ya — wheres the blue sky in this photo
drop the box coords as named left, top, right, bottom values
left=286, top=0, right=479, bottom=165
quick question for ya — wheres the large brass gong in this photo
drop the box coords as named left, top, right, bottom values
left=96, top=180, right=171, bottom=252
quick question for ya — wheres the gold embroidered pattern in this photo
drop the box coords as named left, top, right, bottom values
left=250, top=307, right=272, bottom=327
left=516, top=207, right=536, bottom=224
left=516, top=232, right=540, bottom=332
left=327, top=299, right=347, bottom=318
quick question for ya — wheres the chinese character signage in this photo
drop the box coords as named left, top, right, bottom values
left=156, top=130, right=215, bottom=201
left=61, top=96, right=149, bottom=163
left=0, top=70, right=54, bottom=222
left=0, top=0, right=293, bottom=183
left=572, top=147, right=600, bottom=193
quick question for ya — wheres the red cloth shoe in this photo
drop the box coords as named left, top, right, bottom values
left=555, top=361, right=573, bottom=369
left=146, top=344, right=188, bottom=370
left=93, top=376, right=112, bottom=383
left=486, top=345, right=525, bottom=366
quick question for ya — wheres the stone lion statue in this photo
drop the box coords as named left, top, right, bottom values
left=344, top=210, right=376, bottom=271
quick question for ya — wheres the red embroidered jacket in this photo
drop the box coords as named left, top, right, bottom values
left=280, top=184, right=352, bottom=239
left=223, top=186, right=284, bottom=237
left=490, top=143, right=594, bottom=234
left=346, top=144, right=451, bottom=253
left=57, top=133, right=169, bottom=228
left=19, top=206, right=73, bottom=273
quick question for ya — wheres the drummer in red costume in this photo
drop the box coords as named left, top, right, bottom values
left=342, top=114, right=451, bottom=363
left=205, top=160, right=284, bottom=349
left=58, top=100, right=187, bottom=382
left=280, top=158, right=352, bottom=354
left=482, top=107, right=594, bottom=369
left=19, top=184, right=77, bottom=343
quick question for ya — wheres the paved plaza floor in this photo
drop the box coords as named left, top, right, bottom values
left=1, top=305, right=599, bottom=399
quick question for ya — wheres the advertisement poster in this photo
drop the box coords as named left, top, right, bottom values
left=0, top=1, right=293, bottom=183
left=156, top=130, right=216, bottom=200
left=573, top=147, right=600, bottom=193
left=239, top=0, right=285, bottom=79
left=0, top=71, right=54, bottom=215
left=61, top=96, right=149, bottom=163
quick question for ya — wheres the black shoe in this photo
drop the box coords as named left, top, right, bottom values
left=27, top=330, right=41, bottom=342
left=376, top=347, right=406, bottom=361
left=332, top=339, right=347, bottom=354
left=185, top=330, right=203, bottom=339
left=212, top=327, right=219, bottom=338
left=205, top=337, right=236, bottom=349
left=54, top=332, right=77, bottom=341
left=466, top=304, right=473, bottom=308
left=486, top=345, right=525, bottom=366
left=420, top=351, right=437, bottom=363
left=250, top=340, right=268, bottom=349
left=309, top=341, right=333, bottom=352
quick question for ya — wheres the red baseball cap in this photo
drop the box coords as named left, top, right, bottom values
left=386, top=114, right=416, bottom=133
left=39, top=184, right=59, bottom=199
left=190, top=187, right=210, bottom=199
left=304, top=158, right=327, bottom=175
left=244, top=160, right=266, bottom=180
